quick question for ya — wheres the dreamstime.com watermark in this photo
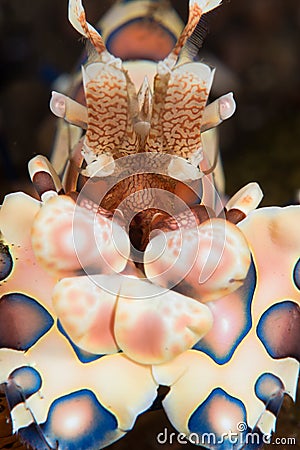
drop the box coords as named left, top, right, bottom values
left=156, top=425, right=297, bottom=446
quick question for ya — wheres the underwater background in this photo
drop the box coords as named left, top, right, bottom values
left=0, top=0, right=299, bottom=448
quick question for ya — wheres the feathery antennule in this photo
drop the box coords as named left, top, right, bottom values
left=165, top=0, right=222, bottom=67
left=182, top=15, right=210, bottom=62
left=68, top=0, right=109, bottom=58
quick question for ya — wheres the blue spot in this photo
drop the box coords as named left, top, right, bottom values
left=293, top=258, right=300, bottom=290
left=257, top=300, right=300, bottom=361
left=193, top=259, right=256, bottom=364
left=255, top=373, right=285, bottom=417
left=6, top=366, right=42, bottom=410
left=0, top=293, right=54, bottom=351
left=188, top=388, right=258, bottom=449
left=19, top=390, right=119, bottom=450
left=0, top=242, right=13, bottom=281
left=57, top=320, right=104, bottom=364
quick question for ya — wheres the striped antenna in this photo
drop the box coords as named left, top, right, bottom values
left=167, top=0, right=222, bottom=65
left=68, top=0, right=107, bottom=56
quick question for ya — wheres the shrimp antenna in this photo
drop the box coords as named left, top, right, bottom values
left=183, top=14, right=210, bottom=61
left=166, top=0, right=222, bottom=65
left=68, top=0, right=109, bottom=57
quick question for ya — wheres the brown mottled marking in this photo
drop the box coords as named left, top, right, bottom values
left=84, top=66, right=138, bottom=157
left=85, top=71, right=127, bottom=153
left=146, top=69, right=208, bottom=161
left=100, top=173, right=176, bottom=213
left=162, top=71, right=207, bottom=159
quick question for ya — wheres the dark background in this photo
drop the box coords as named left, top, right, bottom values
left=0, top=0, right=299, bottom=205
left=0, top=0, right=299, bottom=449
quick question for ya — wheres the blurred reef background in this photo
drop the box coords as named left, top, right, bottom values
left=0, top=0, right=299, bottom=449
left=0, top=0, right=299, bottom=204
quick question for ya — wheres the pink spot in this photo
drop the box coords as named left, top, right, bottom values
left=51, top=396, right=94, bottom=438
left=207, top=397, right=243, bottom=435
left=88, top=303, right=117, bottom=350
left=200, top=290, right=245, bottom=358
left=45, top=217, right=55, bottom=225
left=117, top=312, right=129, bottom=322
left=121, top=311, right=165, bottom=360
left=174, top=314, right=191, bottom=332
left=172, top=248, right=179, bottom=258
left=68, top=289, right=82, bottom=301
left=72, top=306, right=85, bottom=316
left=86, top=295, right=96, bottom=308
left=102, top=231, right=109, bottom=241
left=170, top=344, right=182, bottom=356
left=162, top=306, right=171, bottom=316
left=167, top=238, right=174, bottom=249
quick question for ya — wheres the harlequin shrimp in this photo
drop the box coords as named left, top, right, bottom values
left=0, top=0, right=299, bottom=449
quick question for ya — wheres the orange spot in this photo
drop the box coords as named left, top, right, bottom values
left=33, top=242, right=42, bottom=251
left=45, top=261, right=56, bottom=270
left=109, top=23, right=175, bottom=61
left=172, top=249, right=179, bottom=258
left=118, top=312, right=129, bottom=322
left=167, top=238, right=176, bottom=249
left=243, top=195, right=253, bottom=205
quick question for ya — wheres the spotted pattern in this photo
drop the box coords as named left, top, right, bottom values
left=257, top=300, right=300, bottom=361
left=19, top=389, right=119, bottom=450
left=0, top=242, right=13, bottom=281
left=6, top=366, right=42, bottom=410
left=193, top=260, right=256, bottom=364
left=255, top=373, right=285, bottom=417
left=0, top=293, right=54, bottom=351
